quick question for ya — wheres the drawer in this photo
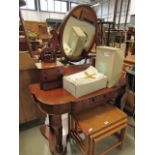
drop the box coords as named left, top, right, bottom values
left=105, top=91, right=118, bottom=104
left=40, top=67, right=64, bottom=82
left=72, top=95, right=107, bottom=113
left=40, top=79, right=62, bottom=90
left=71, top=90, right=120, bottom=113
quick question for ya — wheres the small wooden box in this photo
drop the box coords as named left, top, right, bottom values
left=35, top=61, right=64, bottom=90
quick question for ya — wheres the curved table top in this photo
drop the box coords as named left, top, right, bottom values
left=29, top=64, right=125, bottom=114
left=29, top=80, right=125, bottom=105
left=29, top=84, right=75, bottom=105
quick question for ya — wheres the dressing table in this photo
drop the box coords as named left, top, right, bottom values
left=29, top=64, right=125, bottom=155
left=29, top=5, right=126, bottom=155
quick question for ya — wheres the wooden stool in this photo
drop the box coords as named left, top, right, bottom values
left=70, top=104, right=127, bottom=155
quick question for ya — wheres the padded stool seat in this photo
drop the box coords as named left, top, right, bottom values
left=70, top=104, right=127, bottom=155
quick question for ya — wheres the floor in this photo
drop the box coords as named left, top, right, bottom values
left=19, top=117, right=135, bottom=155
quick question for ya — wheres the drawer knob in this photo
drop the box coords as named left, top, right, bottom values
left=92, top=98, right=95, bottom=102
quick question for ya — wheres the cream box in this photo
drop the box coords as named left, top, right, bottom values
left=95, top=46, right=124, bottom=88
left=63, top=66, right=107, bottom=98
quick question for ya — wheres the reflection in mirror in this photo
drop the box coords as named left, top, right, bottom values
left=60, top=5, right=97, bottom=62
left=63, top=16, right=95, bottom=57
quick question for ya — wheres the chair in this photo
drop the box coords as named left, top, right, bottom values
left=70, top=104, right=127, bottom=155
left=121, top=66, right=135, bottom=118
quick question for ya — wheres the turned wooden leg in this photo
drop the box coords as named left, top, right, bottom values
left=49, top=114, right=64, bottom=153
left=118, top=127, right=127, bottom=149
left=40, top=114, right=67, bottom=155
left=67, top=114, right=71, bottom=141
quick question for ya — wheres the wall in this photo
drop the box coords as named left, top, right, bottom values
left=22, top=10, right=66, bottom=22
left=21, top=0, right=135, bottom=23
left=130, top=15, right=135, bottom=26
left=21, top=0, right=67, bottom=22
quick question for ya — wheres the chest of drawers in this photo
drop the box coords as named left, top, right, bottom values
left=35, top=61, right=64, bottom=90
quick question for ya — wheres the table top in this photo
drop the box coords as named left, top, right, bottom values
left=29, top=64, right=125, bottom=114
left=29, top=80, right=125, bottom=106
left=35, top=61, right=64, bottom=69
left=73, top=104, right=127, bottom=135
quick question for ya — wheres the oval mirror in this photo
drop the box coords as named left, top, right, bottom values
left=59, top=4, right=98, bottom=62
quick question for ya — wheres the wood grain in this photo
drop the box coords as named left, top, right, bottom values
left=19, top=69, right=45, bottom=124
left=29, top=64, right=125, bottom=155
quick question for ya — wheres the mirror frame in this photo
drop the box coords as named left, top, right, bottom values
left=59, top=4, right=98, bottom=62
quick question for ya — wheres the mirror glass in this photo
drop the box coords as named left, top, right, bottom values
left=60, top=5, right=97, bottom=61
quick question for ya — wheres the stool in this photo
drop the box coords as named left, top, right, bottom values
left=70, top=104, right=127, bottom=155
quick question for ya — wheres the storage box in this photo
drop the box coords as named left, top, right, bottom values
left=67, top=26, right=87, bottom=57
left=95, top=46, right=124, bottom=88
left=63, top=66, right=107, bottom=98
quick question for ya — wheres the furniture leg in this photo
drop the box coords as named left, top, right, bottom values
left=40, top=114, right=66, bottom=155
left=119, top=128, right=127, bottom=149
left=67, top=114, right=71, bottom=141
left=49, top=114, right=64, bottom=154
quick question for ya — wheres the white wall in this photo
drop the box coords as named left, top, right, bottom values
left=21, top=10, right=66, bottom=22
left=130, top=0, right=135, bottom=15
left=21, top=0, right=135, bottom=23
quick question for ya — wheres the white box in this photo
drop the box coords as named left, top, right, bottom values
left=63, top=66, right=107, bottom=98
left=67, top=26, right=87, bottom=57
left=95, top=46, right=124, bottom=88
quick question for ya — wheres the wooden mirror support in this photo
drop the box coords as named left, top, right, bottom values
left=59, top=4, right=98, bottom=62
left=39, top=29, right=60, bottom=63
left=40, top=47, right=56, bottom=63
left=19, top=0, right=33, bottom=57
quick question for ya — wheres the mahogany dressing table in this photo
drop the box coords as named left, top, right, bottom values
left=29, top=64, right=125, bottom=155
left=29, top=5, right=125, bottom=155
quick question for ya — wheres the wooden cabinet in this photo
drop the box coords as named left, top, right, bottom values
left=19, top=69, right=45, bottom=124
left=24, top=20, right=48, bottom=41
left=35, top=62, right=64, bottom=90
left=19, top=2, right=45, bottom=124
left=71, top=89, right=123, bottom=113
left=19, top=7, right=33, bottom=56
left=122, top=58, right=135, bottom=78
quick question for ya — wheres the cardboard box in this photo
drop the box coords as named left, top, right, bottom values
left=95, top=46, right=124, bottom=88
left=67, top=26, right=87, bottom=57
left=63, top=66, right=107, bottom=98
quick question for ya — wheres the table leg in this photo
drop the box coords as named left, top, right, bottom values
left=40, top=114, right=67, bottom=155
left=49, top=115, right=63, bottom=153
